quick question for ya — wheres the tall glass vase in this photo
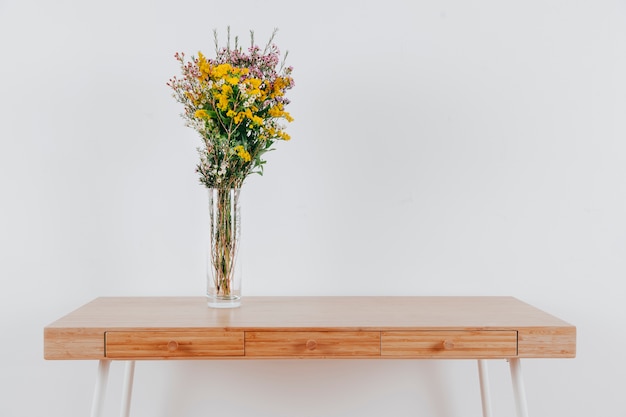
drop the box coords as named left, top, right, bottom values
left=207, top=188, right=242, bottom=308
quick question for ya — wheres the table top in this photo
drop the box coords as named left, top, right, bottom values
left=44, top=296, right=576, bottom=360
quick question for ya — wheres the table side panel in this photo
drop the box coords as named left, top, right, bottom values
left=44, top=327, right=105, bottom=360
left=518, top=327, right=576, bottom=358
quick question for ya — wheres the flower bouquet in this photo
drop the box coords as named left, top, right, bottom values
left=167, top=27, right=294, bottom=307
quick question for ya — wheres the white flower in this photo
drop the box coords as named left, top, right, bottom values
left=243, top=96, right=255, bottom=108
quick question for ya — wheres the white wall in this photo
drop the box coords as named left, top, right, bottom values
left=1, top=0, right=625, bottom=416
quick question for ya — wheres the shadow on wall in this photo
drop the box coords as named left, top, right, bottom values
left=125, top=359, right=496, bottom=417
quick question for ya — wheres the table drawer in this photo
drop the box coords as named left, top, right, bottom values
left=381, top=330, right=517, bottom=358
left=105, top=331, right=244, bottom=358
left=245, top=331, right=381, bottom=357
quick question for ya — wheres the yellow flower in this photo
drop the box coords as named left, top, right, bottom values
left=220, top=84, right=233, bottom=95
left=248, top=78, right=261, bottom=88
left=216, top=94, right=229, bottom=111
left=197, top=52, right=211, bottom=79
left=194, top=109, right=209, bottom=119
left=233, top=145, right=252, bottom=162
left=271, top=77, right=289, bottom=98
left=233, top=112, right=245, bottom=124
left=268, top=105, right=282, bottom=118
left=278, top=131, right=291, bottom=141
left=246, top=78, right=263, bottom=96
left=212, top=63, right=232, bottom=79
left=268, top=104, right=294, bottom=122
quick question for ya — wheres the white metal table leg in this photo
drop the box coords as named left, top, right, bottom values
left=90, top=360, right=111, bottom=417
left=477, top=360, right=493, bottom=417
left=509, top=358, right=529, bottom=417
left=120, top=361, right=136, bottom=417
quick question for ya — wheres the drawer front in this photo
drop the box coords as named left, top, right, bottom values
left=105, top=331, right=244, bottom=358
left=245, top=331, right=381, bottom=357
left=381, top=330, right=517, bottom=358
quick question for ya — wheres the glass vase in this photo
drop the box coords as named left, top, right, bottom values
left=207, top=187, right=242, bottom=308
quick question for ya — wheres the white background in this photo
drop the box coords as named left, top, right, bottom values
left=1, top=0, right=625, bottom=416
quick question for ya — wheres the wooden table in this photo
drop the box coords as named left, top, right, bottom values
left=44, top=296, right=576, bottom=417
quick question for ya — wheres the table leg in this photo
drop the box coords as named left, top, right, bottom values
left=120, top=361, right=136, bottom=417
left=90, top=360, right=111, bottom=417
left=477, top=360, right=493, bottom=417
left=509, top=358, right=529, bottom=417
